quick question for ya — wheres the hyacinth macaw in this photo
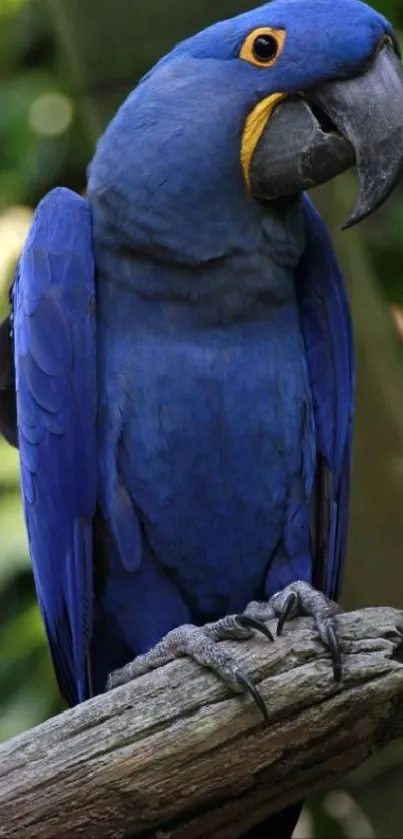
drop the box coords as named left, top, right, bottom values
left=1, top=0, right=403, bottom=835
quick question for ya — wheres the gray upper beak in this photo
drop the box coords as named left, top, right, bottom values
left=250, top=42, right=403, bottom=227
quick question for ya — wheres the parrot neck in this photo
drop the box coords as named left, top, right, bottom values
left=90, top=172, right=305, bottom=272
left=92, top=198, right=306, bottom=325
left=89, top=175, right=286, bottom=267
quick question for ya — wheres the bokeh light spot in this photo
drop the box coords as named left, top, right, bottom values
left=28, top=92, right=73, bottom=137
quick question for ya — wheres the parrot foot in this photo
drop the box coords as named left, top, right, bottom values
left=106, top=614, right=274, bottom=722
left=244, top=580, right=343, bottom=681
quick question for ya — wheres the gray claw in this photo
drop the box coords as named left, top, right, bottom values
left=236, top=614, right=274, bottom=642
left=276, top=591, right=299, bottom=636
left=235, top=669, right=269, bottom=724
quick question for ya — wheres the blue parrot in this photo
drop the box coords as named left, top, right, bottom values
left=1, top=0, right=403, bottom=835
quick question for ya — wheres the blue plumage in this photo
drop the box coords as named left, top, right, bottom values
left=97, top=254, right=313, bottom=609
left=13, top=188, right=97, bottom=705
left=3, top=1, right=403, bottom=835
left=297, top=197, right=354, bottom=600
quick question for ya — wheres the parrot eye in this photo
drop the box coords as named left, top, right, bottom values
left=240, top=27, right=286, bottom=69
left=253, top=35, right=279, bottom=63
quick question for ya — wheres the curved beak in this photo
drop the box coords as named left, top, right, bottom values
left=250, top=43, right=403, bottom=227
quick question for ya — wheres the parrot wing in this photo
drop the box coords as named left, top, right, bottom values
left=297, top=195, right=354, bottom=601
left=13, top=187, right=97, bottom=705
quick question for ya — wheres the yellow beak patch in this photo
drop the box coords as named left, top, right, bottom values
left=241, top=93, right=287, bottom=189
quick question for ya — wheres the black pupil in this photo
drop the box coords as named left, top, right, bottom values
left=253, top=34, right=278, bottom=62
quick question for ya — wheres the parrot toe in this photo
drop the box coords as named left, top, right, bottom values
left=105, top=617, right=274, bottom=722
left=243, top=581, right=343, bottom=682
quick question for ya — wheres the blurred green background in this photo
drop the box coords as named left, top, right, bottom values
left=1, top=0, right=403, bottom=836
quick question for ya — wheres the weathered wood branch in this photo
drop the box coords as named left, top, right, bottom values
left=1, top=607, right=403, bottom=839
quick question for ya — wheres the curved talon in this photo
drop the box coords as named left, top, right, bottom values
left=276, top=591, right=299, bottom=636
left=236, top=614, right=274, bottom=642
left=235, top=669, right=269, bottom=724
left=325, top=623, right=342, bottom=681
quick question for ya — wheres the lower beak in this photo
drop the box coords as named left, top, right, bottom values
left=250, top=43, right=403, bottom=227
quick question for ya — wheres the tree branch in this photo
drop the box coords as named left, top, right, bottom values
left=1, top=607, right=403, bottom=839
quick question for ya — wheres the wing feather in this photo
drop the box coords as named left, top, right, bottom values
left=298, top=196, right=354, bottom=601
left=13, top=187, right=97, bottom=705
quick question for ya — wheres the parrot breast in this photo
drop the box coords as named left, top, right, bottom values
left=96, top=249, right=316, bottom=623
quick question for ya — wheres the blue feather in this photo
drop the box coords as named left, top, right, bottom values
left=297, top=196, right=354, bottom=599
left=13, top=187, right=97, bottom=705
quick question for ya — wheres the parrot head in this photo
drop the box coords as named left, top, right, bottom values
left=89, top=0, right=403, bottom=258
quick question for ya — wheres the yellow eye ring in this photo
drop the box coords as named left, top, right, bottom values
left=240, top=27, right=286, bottom=68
